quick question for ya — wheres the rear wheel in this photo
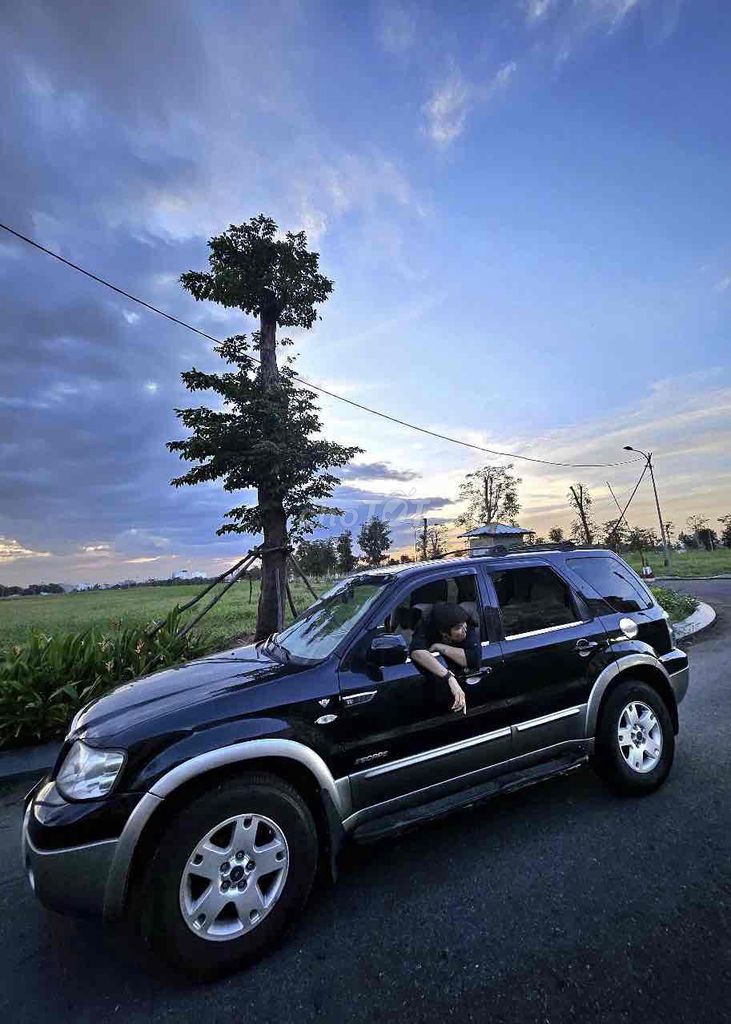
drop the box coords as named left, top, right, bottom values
left=144, top=773, right=318, bottom=977
left=592, top=680, right=675, bottom=795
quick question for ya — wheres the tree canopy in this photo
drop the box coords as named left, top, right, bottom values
left=180, top=215, right=333, bottom=329
left=358, top=516, right=392, bottom=566
left=456, top=463, right=521, bottom=529
left=168, top=335, right=359, bottom=540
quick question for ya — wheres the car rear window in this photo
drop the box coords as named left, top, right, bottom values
left=566, top=556, right=653, bottom=614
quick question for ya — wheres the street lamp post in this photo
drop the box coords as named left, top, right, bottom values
left=623, top=446, right=670, bottom=570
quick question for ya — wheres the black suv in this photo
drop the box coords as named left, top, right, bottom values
left=22, top=547, right=689, bottom=975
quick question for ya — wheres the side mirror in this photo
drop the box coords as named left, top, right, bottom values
left=369, top=633, right=409, bottom=667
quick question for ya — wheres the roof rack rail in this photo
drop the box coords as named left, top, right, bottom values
left=508, top=541, right=576, bottom=553
left=439, top=541, right=611, bottom=562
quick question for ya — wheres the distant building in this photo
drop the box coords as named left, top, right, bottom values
left=171, top=569, right=207, bottom=581
left=459, top=523, right=533, bottom=555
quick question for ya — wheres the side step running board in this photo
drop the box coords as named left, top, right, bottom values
left=351, top=755, right=587, bottom=843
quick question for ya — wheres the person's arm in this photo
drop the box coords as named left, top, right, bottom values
left=429, top=626, right=481, bottom=668
left=410, top=627, right=466, bottom=714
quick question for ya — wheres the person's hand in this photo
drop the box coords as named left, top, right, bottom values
left=446, top=672, right=466, bottom=714
left=429, top=643, right=445, bottom=655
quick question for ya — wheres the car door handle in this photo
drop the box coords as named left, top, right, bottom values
left=466, top=667, right=491, bottom=685
left=342, top=691, right=377, bottom=707
left=575, top=639, right=599, bottom=657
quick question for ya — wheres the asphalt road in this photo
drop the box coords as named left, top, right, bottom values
left=2, top=580, right=729, bottom=1024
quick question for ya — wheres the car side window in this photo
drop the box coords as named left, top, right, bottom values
left=490, top=566, right=579, bottom=638
left=566, top=556, right=653, bottom=615
left=383, top=573, right=483, bottom=646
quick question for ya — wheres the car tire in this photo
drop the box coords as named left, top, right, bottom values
left=143, top=772, right=318, bottom=977
left=592, top=679, right=675, bottom=795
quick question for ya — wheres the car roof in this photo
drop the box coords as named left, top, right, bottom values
left=359, top=547, right=617, bottom=582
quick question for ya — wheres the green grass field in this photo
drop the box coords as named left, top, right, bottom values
left=625, top=548, right=731, bottom=577
left=0, top=579, right=331, bottom=655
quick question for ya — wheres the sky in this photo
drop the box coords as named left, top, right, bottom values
left=1, top=0, right=730, bottom=585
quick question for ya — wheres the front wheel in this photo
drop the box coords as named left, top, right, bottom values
left=592, top=680, right=675, bottom=795
left=143, top=773, right=318, bottom=977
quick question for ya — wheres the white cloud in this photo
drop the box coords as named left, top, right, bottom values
left=490, top=60, right=518, bottom=94
left=122, top=309, right=141, bottom=324
left=115, top=527, right=171, bottom=553
left=376, top=1, right=417, bottom=54
left=524, top=0, right=555, bottom=24
left=543, top=0, right=682, bottom=67
left=422, top=60, right=517, bottom=148
left=423, top=68, right=471, bottom=146
left=144, top=381, right=159, bottom=394
left=0, top=536, right=52, bottom=562
left=715, top=275, right=731, bottom=293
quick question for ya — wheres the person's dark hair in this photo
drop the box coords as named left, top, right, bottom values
left=430, top=601, right=469, bottom=635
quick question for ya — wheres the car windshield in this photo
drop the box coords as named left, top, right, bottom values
left=275, top=575, right=390, bottom=662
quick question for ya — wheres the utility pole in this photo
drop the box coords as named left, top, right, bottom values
left=623, top=447, right=670, bottom=570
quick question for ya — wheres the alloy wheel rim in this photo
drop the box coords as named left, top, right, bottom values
left=178, top=813, right=289, bottom=942
left=617, top=700, right=663, bottom=774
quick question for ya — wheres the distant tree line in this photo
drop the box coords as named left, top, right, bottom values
left=0, top=582, right=66, bottom=598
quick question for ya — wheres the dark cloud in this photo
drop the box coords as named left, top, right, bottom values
left=339, top=461, right=421, bottom=482
left=0, top=0, right=436, bottom=582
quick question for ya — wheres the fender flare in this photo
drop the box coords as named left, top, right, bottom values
left=585, top=653, right=674, bottom=738
left=103, top=738, right=350, bottom=919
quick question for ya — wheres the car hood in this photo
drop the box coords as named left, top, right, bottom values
left=72, top=643, right=293, bottom=741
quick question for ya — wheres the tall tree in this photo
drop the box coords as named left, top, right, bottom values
left=455, top=463, right=521, bottom=528
left=626, top=525, right=658, bottom=553
left=602, top=518, right=629, bottom=552
left=718, top=515, right=731, bottom=549
left=568, top=483, right=596, bottom=545
left=294, top=538, right=338, bottom=578
left=687, top=515, right=713, bottom=550
left=335, top=530, right=358, bottom=574
left=358, top=516, right=391, bottom=566
left=170, top=216, right=360, bottom=639
left=427, top=524, right=448, bottom=559
left=547, top=526, right=564, bottom=543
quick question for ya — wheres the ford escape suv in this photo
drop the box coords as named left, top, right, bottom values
left=21, top=546, right=689, bottom=976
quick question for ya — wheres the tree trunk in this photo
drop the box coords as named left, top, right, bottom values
left=255, top=302, right=287, bottom=640
left=256, top=498, right=287, bottom=639
left=570, top=485, right=593, bottom=545
left=259, top=302, right=278, bottom=387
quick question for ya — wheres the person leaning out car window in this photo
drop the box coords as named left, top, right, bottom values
left=409, top=601, right=480, bottom=715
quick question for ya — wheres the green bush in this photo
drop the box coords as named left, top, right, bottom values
left=650, top=585, right=698, bottom=623
left=0, top=608, right=206, bottom=749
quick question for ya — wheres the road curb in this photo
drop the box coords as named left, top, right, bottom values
left=655, top=575, right=731, bottom=581
left=0, top=741, right=61, bottom=785
left=674, top=601, right=716, bottom=641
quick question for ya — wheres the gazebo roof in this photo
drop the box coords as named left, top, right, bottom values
left=459, top=522, right=532, bottom=539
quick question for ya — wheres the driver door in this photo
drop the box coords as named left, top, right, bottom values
left=333, top=569, right=511, bottom=812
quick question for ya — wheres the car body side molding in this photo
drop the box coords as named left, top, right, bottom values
left=102, top=738, right=350, bottom=920
left=585, top=653, right=672, bottom=738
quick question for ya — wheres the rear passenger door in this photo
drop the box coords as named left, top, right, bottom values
left=563, top=554, right=673, bottom=656
left=486, top=563, right=609, bottom=754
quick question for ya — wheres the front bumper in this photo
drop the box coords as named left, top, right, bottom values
left=21, top=801, right=118, bottom=917
left=661, top=649, right=690, bottom=705
left=21, top=779, right=162, bottom=920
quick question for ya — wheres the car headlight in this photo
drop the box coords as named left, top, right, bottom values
left=56, top=740, right=125, bottom=801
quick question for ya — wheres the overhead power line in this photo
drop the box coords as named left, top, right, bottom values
left=0, top=221, right=642, bottom=470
